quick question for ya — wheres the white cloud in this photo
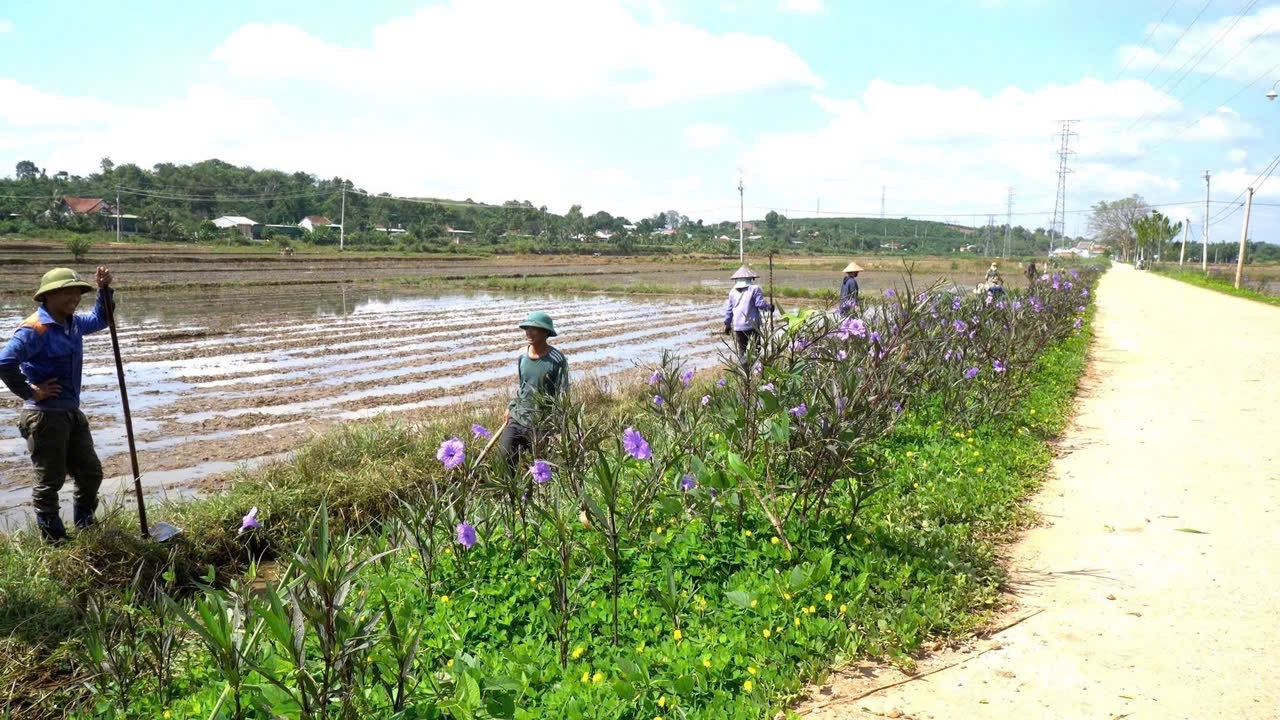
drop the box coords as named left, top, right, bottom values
left=1119, top=5, right=1280, bottom=83
left=778, top=0, right=824, bottom=13
left=682, top=123, right=731, bottom=149
left=211, top=0, right=821, bottom=107
left=738, top=77, right=1253, bottom=225
left=0, top=19, right=13, bottom=33
left=1228, top=148, right=1248, bottom=163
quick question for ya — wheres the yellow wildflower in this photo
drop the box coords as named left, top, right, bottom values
left=447, top=658, right=454, bottom=668
left=658, top=696, right=666, bottom=708
left=656, top=526, right=664, bottom=534
left=783, top=592, right=791, bottom=600
left=807, top=605, right=816, bottom=614
left=840, top=604, right=848, bottom=614
left=673, top=629, right=682, bottom=641
left=581, top=671, right=591, bottom=683
left=771, top=537, right=780, bottom=545
left=794, top=616, right=801, bottom=626
left=750, top=599, right=758, bottom=608
left=748, top=666, right=757, bottom=675
left=743, top=530, right=753, bottom=537
left=977, top=467, right=985, bottom=474
left=637, top=643, right=646, bottom=654
left=702, top=656, right=712, bottom=668
left=744, top=680, right=754, bottom=692
left=972, top=450, right=979, bottom=457
left=163, top=713, right=171, bottom=720
left=593, top=671, right=605, bottom=683
left=572, top=646, right=585, bottom=660
left=762, top=628, right=771, bottom=638
left=440, top=595, right=450, bottom=604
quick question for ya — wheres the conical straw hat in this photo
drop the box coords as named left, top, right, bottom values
left=730, top=264, right=758, bottom=280
left=843, top=262, right=864, bottom=273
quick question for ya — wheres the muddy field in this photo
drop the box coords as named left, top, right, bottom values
left=0, top=285, right=732, bottom=525
left=0, top=240, right=1038, bottom=525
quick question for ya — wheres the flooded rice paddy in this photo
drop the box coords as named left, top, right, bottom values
left=0, top=285, right=729, bottom=523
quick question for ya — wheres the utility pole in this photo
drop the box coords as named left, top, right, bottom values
left=737, top=174, right=744, bottom=263
left=1179, top=218, right=1189, bottom=267
left=1234, top=187, right=1254, bottom=289
left=1050, top=120, right=1078, bottom=255
left=1202, top=171, right=1210, bottom=272
left=1005, top=187, right=1013, bottom=257
left=339, top=184, right=347, bottom=251
left=880, top=186, right=886, bottom=220
left=115, top=187, right=121, bottom=243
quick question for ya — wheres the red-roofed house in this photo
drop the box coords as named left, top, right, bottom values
left=60, top=197, right=112, bottom=216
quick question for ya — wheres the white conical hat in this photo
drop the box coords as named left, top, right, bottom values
left=843, top=261, right=864, bottom=273
left=730, top=264, right=758, bottom=280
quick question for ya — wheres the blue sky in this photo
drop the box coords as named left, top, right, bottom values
left=2, top=0, right=1278, bottom=242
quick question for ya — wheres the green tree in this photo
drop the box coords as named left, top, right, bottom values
left=15, top=160, right=38, bottom=180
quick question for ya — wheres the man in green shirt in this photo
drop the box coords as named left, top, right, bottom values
left=498, top=311, right=568, bottom=469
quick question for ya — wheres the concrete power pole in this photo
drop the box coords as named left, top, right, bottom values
left=1202, top=171, right=1210, bottom=272
left=1234, top=187, right=1254, bottom=289
left=737, top=175, right=745, bottom=263
left=880, top=186, right=886, bottom=220
left=1050, top=120, right=1078, bottom=255
left=339, top=184, right=347, bottom=252
left=115, top=188, right=121, bottom=243
left=1179, top=218, right=1189, bottom=267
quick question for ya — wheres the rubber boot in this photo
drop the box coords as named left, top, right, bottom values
left=73, top=505, right=96, bottom=531
left=36, top=514, right=68, bottom=544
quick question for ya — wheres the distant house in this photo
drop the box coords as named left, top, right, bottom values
left=213, top=215, right=262, bottom=240
left=374, top=224, right=408, bottom=234
left=263, top=224, right=303, bottom=239
left=594, top=230, right=613, bottom=240
left=60, top=197, right=112, bottom=217
left=298, top=215, right=338, bottom=233
left=107, top=214, right=140, bottom=234
left=445, top=227, right=475, bottom=244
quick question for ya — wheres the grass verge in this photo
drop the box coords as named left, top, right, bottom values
left=1153, top=267, right=1280, bottom=307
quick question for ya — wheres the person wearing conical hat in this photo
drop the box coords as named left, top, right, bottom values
left=497, top=311, right=569, bottom=472
left=839, top=261, right=864, bottom=314
left=0, top=267, right=114, bottom=543
left=985, top=262, right=1001, bottom=284
left=723, top=264, right=773, bottom=371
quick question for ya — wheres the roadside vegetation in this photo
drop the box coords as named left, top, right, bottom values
left=1152, top=266, right=1280, bottom=307
left=0, top=263, right=1101, bottom=719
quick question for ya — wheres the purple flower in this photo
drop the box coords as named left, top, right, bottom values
left=893, top=401, right=903, bottom=413
left=456, top=521, right=477, bottom=549
left=965, top=367, right=980, bottom=379
left=1073, top=317, right=1083, bottom=329
left=531, top=459, right=552, bottom=484
left=1081, top=288, right=1090, bottom=298
left=760, top=382, right=775, bottom=393
left=952, top=319, right=968, bottom=333
left=701, top=395, right=711, bottom=406
left=716, top=378, right=727, bottom=388
left=870, top=331, right=881, bottom=344
left=884, top=288, right=896, bottom=298
left=679, top=474, right=698, bottom=492
left=836, top=349, right=848, bottom=361
left=472, top=423, right=492, bottom=440
left=681, top=369, right=694, bottom=387
left=239, top=506, right=260, bottom=535
left=838, top=317, right=867, bottom=339
left=623, top=427, right=651, bottom=460
left=1076, top=305, right=1086, bottom=312
left=648, top=371, right=661, bottom=385
left=753, top=361, right=762, bottom=374
left=653, top=395, right=665, bottom=407
left=993, top=360, right=1006, bottom=373
left=944, top=350, right=952, bottom=361
left=1012, top=301, right=1022, bottom=311
left=951, top=298, right=962, bottom=310
left=437, top=437, right=465, bottom=469
left=836, top=397, right=845, bottom=412
left=789, top=403, right=807, bottom=418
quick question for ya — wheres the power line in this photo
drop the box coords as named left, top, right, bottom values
left=1137, top=0, right=1216, bottom=83
left=1115, top=0, right=1183, bottom=80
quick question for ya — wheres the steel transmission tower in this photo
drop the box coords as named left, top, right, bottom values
left=1050, top=120, right=1078, bottom=254
left=1005, top=187, right=1013, bottom=257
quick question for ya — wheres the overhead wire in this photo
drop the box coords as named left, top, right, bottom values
left=1115, top=0, right=1183, bottom=80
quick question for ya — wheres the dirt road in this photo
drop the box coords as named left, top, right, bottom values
left=799, top=264, right=1280, bottom=719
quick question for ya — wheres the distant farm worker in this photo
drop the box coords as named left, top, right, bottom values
left=498, top=311, right=569, bottom=471
left=0, top=267, right=114, bottom=543
left=985, top=262, right=1002, bottom=284
left=1025, top=260, right=1038, bottom=284
left=839, top=261, right=864, bottom=315
left=723, top=264, right=773, bottom=372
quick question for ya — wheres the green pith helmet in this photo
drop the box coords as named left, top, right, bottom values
left=34, top=268, right=95, bottom=302
left=519, top=311, right=558, bottom=337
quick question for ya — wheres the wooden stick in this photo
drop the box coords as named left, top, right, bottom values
left=475, top=419, right=509, bottom=465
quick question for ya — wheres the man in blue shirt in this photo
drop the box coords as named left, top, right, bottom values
left=0, top=267, right=113, bottom=542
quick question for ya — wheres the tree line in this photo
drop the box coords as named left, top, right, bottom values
left=3, top=157, right=1075, bottom=256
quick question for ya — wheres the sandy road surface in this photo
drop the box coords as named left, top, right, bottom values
left=798, top=264, right=1280, bottom=720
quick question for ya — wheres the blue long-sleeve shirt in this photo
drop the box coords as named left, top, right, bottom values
left=724, top=284, right=772, bottom=331
left=840, top=275, right=859, bottom=306
left=0, top=289, right=111, bottom=410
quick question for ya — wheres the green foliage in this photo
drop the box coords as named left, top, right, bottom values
left=1, top=269, right=1099, bottom=718
left=1153, top=267, right=1280, bottom=307
left=65, top=235, right=92, bottom=261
